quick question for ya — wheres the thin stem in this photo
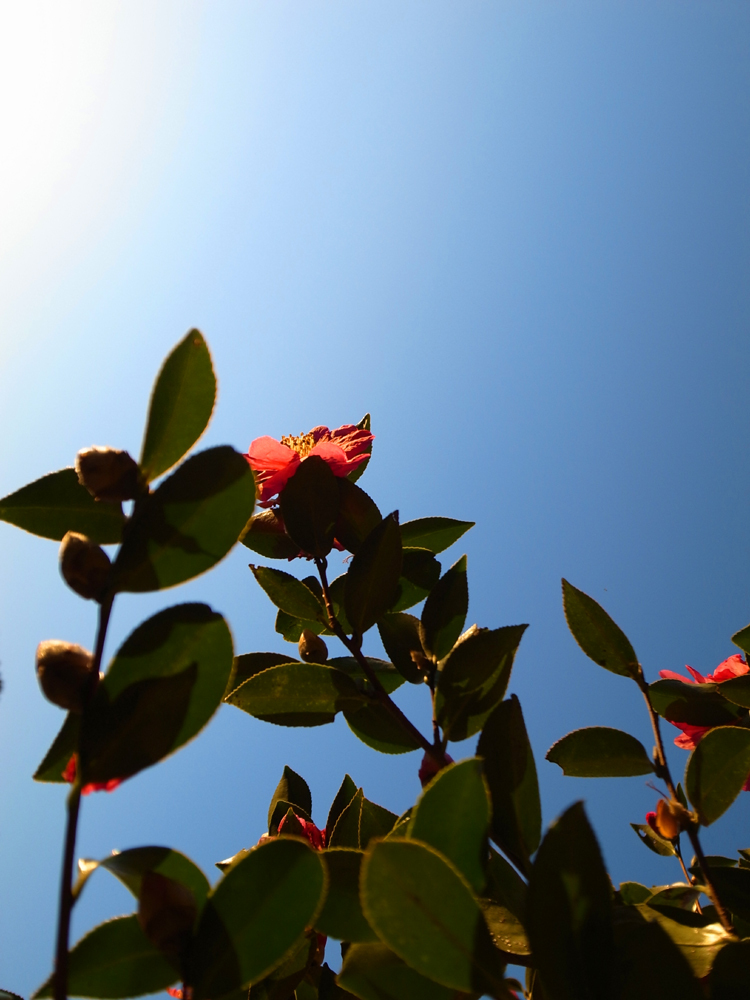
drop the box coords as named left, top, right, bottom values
left=53, top=592, right=115, bottom=1000
left=674, top=839, right=702, bottom=913
left=637, top=675, right=734, bottom=934
left=314, top=557, right=446, bottom=766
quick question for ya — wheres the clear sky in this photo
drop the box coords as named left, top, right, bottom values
left=0, top=2, right=748, bottom=994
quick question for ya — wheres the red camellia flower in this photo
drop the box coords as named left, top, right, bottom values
left=245, top=425, right=374, bottom=506
left=62, top=754, right=122, bottom=796
left=659, top=654, right=750, bottom=790
left=277, top=811, right=326, bottom=851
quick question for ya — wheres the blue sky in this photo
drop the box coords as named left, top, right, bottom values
left=0, top=2, right=748, bottom=994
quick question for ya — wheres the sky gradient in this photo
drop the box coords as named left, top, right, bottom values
left=0, top=2, right=748, bottom=994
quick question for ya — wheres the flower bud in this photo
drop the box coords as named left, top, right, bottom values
left=59, top=531, right=111, bottom=601
left=137, top=872, right=197, bottom=962
left=648, top=798, right=691, bottom=840
left=36, top=640, right=95, bottom=713
left=75, top=446, right=141, bottom=502
left=418, top=750, right=455, bottom=788
left=298, top=629, right=328, bottom=664
left=409, top=650, right=431, bottom=677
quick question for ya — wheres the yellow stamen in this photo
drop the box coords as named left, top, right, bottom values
left=280, top=431, right=317, bottom=458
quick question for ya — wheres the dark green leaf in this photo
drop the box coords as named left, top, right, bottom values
left=613, top=917, right=704, bottom=1000
left=189, top=838, right=326, bottom=999
left=360, top=839, right=505, bottom=995
left=225, top=653, right=295, bottom=699
left=359, top=797, right=399, bottom=847
left=400, top=517, right=475, bottom=555
left=437, top=624, right=527, bottom=742
left=377, top=614, right=424, bottom=683
left=717, top=674, right=750, bottom=709
left=481, top=901, right=530, bottom=962
left=648, top=679, right=742, bottom=727
left=344, top=699, right=422, bottom=755
left=335, top=480, right=381, bottom=554
left=241, top=510, right=300, bottom=559
left=631, top=904, right=731, bottom=978
left=631, top=824, right=676, bottom=857
left=0, top=468, right=125, bottom=543
left=328, top=790, right=397, bottom=849
left=316, top=849, right=377, bottom=942
left=390, top=548, right=442, bottom=613
left=33, top=915, right=177, bottom=999
left=139, top=329, right=216, bottom=484
left=326, top=775, right=358, bottom=841
left=226, top=662, right=365, bottom=727
left=419, top=556, right=468, bottom=662
left=0, top=990, right=24, bottom=1000
left=477, top=697, right=541, bottom=875
left=113, top=447, right=254, bottom=592
left=327, top=573, right=352, bottom=634
left=561, top=579, right=639, bottom=679
left=275, top=611, right=328, bottom=644
left=248, top=935, right=315, bottom=1000
left=251, top=566, right=326, bottom=622
left=80, top=603, right=233, bottom=784
left=408, top=758, right=490, bottom=894
left=685, top=725, right=750, bottom=824
left=279, top=456, right=340, bottom=558
left=345, top=513, right=403, bottom=635
left=731, top=624, right=750, bottom=657
left=646, top=884, right=702, bottom=911
left=328, top=788, right=365, bottom=848
left=527, top=802, right=615, bottom=1000
left=486, top=848, right=528, bottom=924
left=338, top=942, right=462, bottom=1000
left=34, top=712, right=79, bottom=783
left=546, top=727, right=655, bottom=778
left=619, top=882, right=652, bottom=905
left=268, top=766, right=313, bottom=833
left=702, top=866, right=750, bottom=922
left=328, top=656, right=404, bottom=695
left=98, top=846, right=210, bottom=913
left=347, top=413, right=373, bottom=485
left=710, top=940, right=750, bottom=999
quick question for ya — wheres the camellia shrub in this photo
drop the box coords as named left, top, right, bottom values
left=2, top=331, right=750, bottom=1000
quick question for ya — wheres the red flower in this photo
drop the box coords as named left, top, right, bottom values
left=245, top=425, right=374, bottom=506
left=277, top=812, right=326, bottom=850
left=62, top=754, right=122, bottom=796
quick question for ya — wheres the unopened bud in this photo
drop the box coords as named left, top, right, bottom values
left=60, top=531, right=111, bottom=601
left=410, top=650, right=431, bottom=677
left=75, top=446, right=141, bottom=502
left=298, top=629, right=328, bottom=664
left=418, top=750, right=455, bottom=788
left=650, top=798, right=691, bottom=840
left=36, top=640, right=95, bottom=713
left=138, top=872, right=197, bottom=962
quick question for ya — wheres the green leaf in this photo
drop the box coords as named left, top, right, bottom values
left=648, top=679, right=742, bottom=727
left=248, top=935, right=316, bottom=1000
left=0, top=990, right=24, bottom=1000
left=716, top=674, right=750, bottom=709
left=481, top=900, right=531, bottom=962
left=345, top=513, right=403, bottom=635
left=328, top=656, right=404, bottom=695
left=619, top=882, right=652, bottom=905
left=613, top=917, right=704, bottom=1000
left=561, top=579, right=640, bottom=679
left=338, top=942, right=462, bottom=1000
left=327, top=789, right=398, bottom=849
left=268, top=766, right=313, bottom=833
left=34, top=712, right=80, bottom=783
left=436, top=624, right=527, bottom=742
left=251, top=566, right=326, bottom=623
left=377, top=613, right=424, bottom=683
left=360, top=839, right=505, bottom=995
left=399, top=517, right=475, bottom=555
left=731, top=623, right=750, bottom=657
left=279, top=456, right=340, bottom=557
left=347, top=413, right=373, bottom=485
left=33, top=915, right=177, bottom=999
left=685, top=725, right=750, bottom=824
left=710, top=940, right=750, bottom=999
left=546, top=727, right=655, bottom=777
left=80, top=603, right=233, bottom=784
left=408, top=758, right=490, bottom=894
left=486, top=848, right=528, bottom=924
left=189, top=837, right=326, bottom=999
left=344, top=699, right=422, bottom=754
left=335, top=480, right=381, bottom=554
left=226, top=662, right=364, bottom=727
left=646, top=884, right=703, bottom=911
left=225, top=653, right=295, bottom=698
left=98, top=846, right=210, bottom=913
left=0, top=468, right=125, bottom=543
left=477, top=696, right=541, bottom=875
left=275, top=611, right=327, bottom=644
left=631, top=823, right=676, bottom=857
left=139, top=329, right=216, bottom=484
left=390, top=548, right=442, bottom=613
left=526, top=802, right=615, bottom=1000
left=326, top=775, right=358, bottom=841
left=241, top=510, right=300, bottom=560
left=360, top=797, right=399, bottom=847
left=316, top=849, right=377, bottom=942
left=112, top=447, right=255, bottom=592
left=632, top=904, right=731, bottom=978
left=419, top=556, right=468, bottom=661
left=702, top=866, right=750, bottom=922
left=328, top=788, right=365, bottom=848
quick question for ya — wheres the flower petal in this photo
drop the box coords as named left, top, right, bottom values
left=246, top=436, right=297, bottom=471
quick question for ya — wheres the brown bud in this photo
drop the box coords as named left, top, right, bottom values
left=298, top=629, right=328, bottom=663
left=36, top=640, right=95, bottom=712
left=137, top=872, right=197, bottom=962
left=60, top=531, right=111, bottom=601
left=654, top=798, right=691, bottom=840
left=75, top=446, right=141, bottom=502
left=409, top=650, right=431, bottom=677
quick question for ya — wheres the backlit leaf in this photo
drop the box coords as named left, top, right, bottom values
left=562, top=579, right=639, bottom=679
left=279, top=456, right=340, bottom=558
left=241, top=510, right=300, bottom=560
left=335, top=480, right=381, bottom=554
left=345, top=513, right=402, bottom=636
left=419, top=556, right=468, bottom=661
left=546, top=727, right=654, bottom=778
left=226, top=662, right=365, bottom=727
left=339, top=943, right=461, bottom=1000
left=685, top=725, right=750, bottom=825
left=377, top=613, right=424, bottom=683
left=316, top=849, right=377, bottom=942
left=400, top=517, right=474, bottom=555
left=250, top=566, right=326, bottom=622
